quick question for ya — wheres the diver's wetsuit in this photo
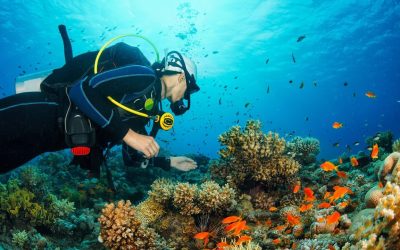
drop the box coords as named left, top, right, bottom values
left=0, top=42, right=170, bottom=174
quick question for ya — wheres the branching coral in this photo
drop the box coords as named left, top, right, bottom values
left=211, top=120, right=301, bottom=188
left=286, top=136, right=320, bottom=165
left=345, top=153, right=400, bottom=249
left=98, top=200, right=157, bottom=250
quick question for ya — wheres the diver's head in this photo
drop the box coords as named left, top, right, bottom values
left=157, top=51, right=199, bottom=115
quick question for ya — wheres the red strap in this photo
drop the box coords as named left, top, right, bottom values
left=71, top=146, right=91, bottom=156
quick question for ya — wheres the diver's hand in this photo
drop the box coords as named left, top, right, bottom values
left=170, top=156, right=197, bottom=171
left=122, top=129, right=159, bottom=158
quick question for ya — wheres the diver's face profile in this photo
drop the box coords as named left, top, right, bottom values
left=168, top=73, right=187, bottom=103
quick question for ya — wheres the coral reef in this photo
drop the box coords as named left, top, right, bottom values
left=393, top=138, right=400, bottom=152
left=378, top=152, right=400, bottom=183
left=286, top=136, right=320, bottom=165
left=211, top=120, right=301, bottom=188
left=364, top=185, right=384, bottom=208
left=98, top=200, right=157, bottom=250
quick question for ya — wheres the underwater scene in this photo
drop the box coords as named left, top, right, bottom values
left=0, top=0, right=400, bottom=249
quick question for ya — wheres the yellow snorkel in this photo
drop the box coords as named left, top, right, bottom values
left=93, top=34, right=174, bottom=131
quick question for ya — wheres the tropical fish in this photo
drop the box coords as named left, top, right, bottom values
left=338, top=201, right=349, bottom=209
left=350, top=157, right=359, bottom=167
left=274, top=225, right=286, bottom=231
left=318, top=202, right=331, bottom=209
left=217, top=241, right=230, bottom=248
left=365, top=91, right=376, bottom=98
left=329, top=186, right=352, bottom=203
left=235, top=235, right=252, bottom=245
left=332, top=122, right=343, bottom=129
left=371, top=143, right=379, bottom=159
left=299, top=81, right=304, bottom=89
left=266, top=58, right=269, bottom=64
left=194, top=231, right=210, bottom=246
left=344, top=82, right=348, bottom=86
left=303, top=187, right=315, bottom=202
left=320, top=161, right=338, bottom=172
left=353, top=141, right=360, bottom=146
left=292, top=52, right=296, bottom=63
left=378, top=182, right=384, bottom=188
left=338, top=158, right=343, bottom=164
left=287, top=213, right=301, bottom=226
left=222, top=216, right=242, bottom=224
left=324, top=192, right=331, bottom=200
left=297, top=35, right=306, bottom=42
left=336, top=171, right=348, bottom=178
left=326, top=211, right=341, bottom=224
left=332, top=142, right=340, bottom=147
left=299, top=203, right=313, bottom=212
left=269, top=206, right=278, bottom=212
left=293, top=184, right=301, bottom=194
left=272, top=238, right=281, bottom=245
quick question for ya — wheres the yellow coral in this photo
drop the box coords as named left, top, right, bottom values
left=98, top=200, right=157, bottom=250
left=148, top=178, right=174, bottom=205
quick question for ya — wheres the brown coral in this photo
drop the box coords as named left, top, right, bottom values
left=173, top=182, right=201, bottom=216
left=98, top=200, right=157, bottom=250
left=198, top=181, right=236, bottom=214
left=211, top=120, right=301, bottom=188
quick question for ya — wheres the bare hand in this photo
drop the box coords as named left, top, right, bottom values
left=170, top=156, right=197, bottom=171
left=123, top=129, right=160, bottom=158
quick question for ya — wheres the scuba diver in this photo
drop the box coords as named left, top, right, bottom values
left=0, top=25, right=199, bottom=179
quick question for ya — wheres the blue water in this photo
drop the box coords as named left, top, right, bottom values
left=0, top=0, right=399, bottom=160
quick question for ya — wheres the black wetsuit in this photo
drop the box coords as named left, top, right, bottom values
left=0, top=42, right=170, bottom=174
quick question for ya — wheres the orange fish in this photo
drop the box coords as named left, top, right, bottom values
left=303, top=187, right=315, bottom=202
left=324, top=191, right=331, bottom=200
left=235, top=235, right=252, bottom=245
left=194, top=231, right=210, bottom=240
left=194, top=231, right=210, bottom=246
left=371, top=143, right=379, bottom=159
left=365, top=91, right=376, bottom=98
left=293, top=184, right=301, bottom=194
left=231, top=220, right=248, bottom=236
left=285, top=229, right=292, bottom=234
left=299, top=203, right=313, bottom=212
left=350, top=157, right=359, bottom=167
left=326, top=211, right=341, bottom=224
left=332, top=122, right=343, bottom=129
left=265, top=219, right=272, bottom=226
left=318, top=202, right=332, bottom=209
left=338, top=158, right=343, bottom=164
left=338, top=201, right=349, bottom=209
left=269, top=206, right=278, bottom=212
left=272, top=238, right=281, bottom=245
left=222, top=216, right=242, bottom=224
left=378, top=182, right=384, bottom=188
left=275, top=225, right=287, bottom=231
left=287, top=213, right=301, bottom=226
left=217, top=241, right=230, bottom=247
left=317, top=217, right=325, bottom=223
left=329, top=186, right=352, bottom=203
left=336, top=171, right=348, bottom=178
left=320, top=161, right=338, bottom=172
left=328, top=244, right=335, bottom=250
